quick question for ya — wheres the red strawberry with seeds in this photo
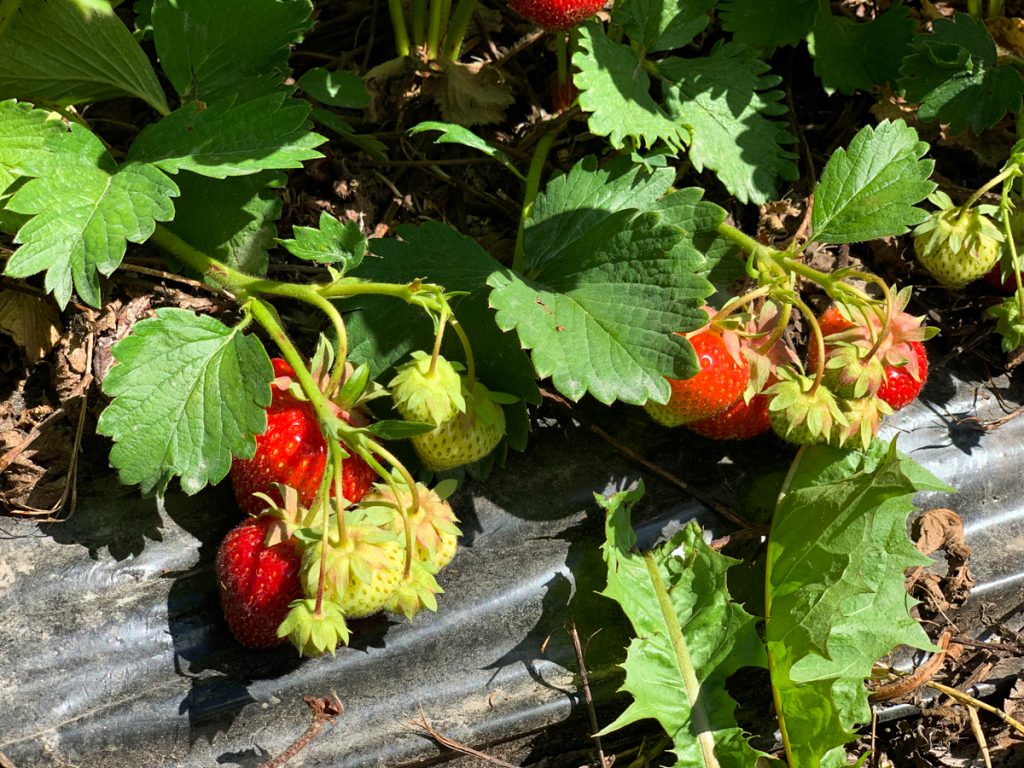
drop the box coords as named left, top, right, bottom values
left=877, top=340, right=929, bottom=410
left=230, top=359, right=376, bottom=516
left=216, top=515, right=302, bottom=648
left=686, top=393, right=771, bottom=440
left=645, top=327, right=749, bottom=427
left=508, top=0, right=605, bottom=30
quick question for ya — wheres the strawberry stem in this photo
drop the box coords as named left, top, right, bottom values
left=441, top=0, right=477, bottom=60
left=425, top=0, right=444, bottom=59
left=554, top=31, right=569, bottom=91
left=411, top=0, right=427, bottom=49
left=513, top=130, right=558, bottom=275
left=710, top=285, right=770, bottom=326
left=389, top=0, right=411, bottom=57
left=448, top=315, right=476, bottom=387
left=428, top=309, right=449, bottom=376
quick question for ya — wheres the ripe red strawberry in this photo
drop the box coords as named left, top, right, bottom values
left=508, top=0, right=605, bottom=29
left=644, top=328, right=749, bottom=427
left=216, top=515, right=302, bottom=648
left=811, top=303, right=930, bottom=411
left=231, top=359, right=376, bottom=516
left=984, top=264, right=1023, bottom=294
left=686, top=393, right=770, bottom=440
left=877, top=340, right=929, bottom=410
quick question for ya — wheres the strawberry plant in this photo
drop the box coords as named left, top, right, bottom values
left=2, top=1, right=1018, bottom=766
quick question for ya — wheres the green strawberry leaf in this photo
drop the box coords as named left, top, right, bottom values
left=489, top=211, right=697, bottom=406
left=766, top=440, right=951, bottom=767
left=297, top=67, right=370, bottom=109
left=278, top=211, right=366, bottom=270
left=719, top=0, right=818, bottom=50
left=409, top=121, right=523, bottom=179
left=614, top=0, right=716, bottom=54
left=810, top=120, right=935, bottom=245
left=3, top=123, right=178, bottom=308
left=596, top=483, right=772, bottom=767
left=97, top=308, right=273, bottom=496
left=126, top=90, right=326, bottom=179
left=899, top=12, right=1024, bottom=135
left=0, top=0, right=168, bottom=113
left=660, top=43, right=798, bottom=205
left=0, top=100, right=65, bottom=178
left=152, top=0, right=313, bottom=103
left=574, top=22, right=689, bottom=152
left=525, top=156, right=676, bottom=272
left=161, top=170, right=283, bottom=276
left=346, top=222, right=540, bottom=408
left=809, top=1, right=915, bottom=96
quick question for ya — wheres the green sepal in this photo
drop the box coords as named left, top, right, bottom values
left=390, top=350, right=465, bottom=424
left=278, top=598, right=351, bottom=656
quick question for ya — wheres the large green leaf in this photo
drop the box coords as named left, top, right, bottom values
left=152, top=0, right=313, bottom=103
left=765, top=440, right=952, bottom=767
left=126, top=90, right=325, bottom=178
left=574, top=22, right=689, bottom=152
left=898, top=12, right=1024, bottom=135
left=809, top=1, right=915, bottom=96
left=3, top=123, right=178, bottom=308
left=97, top=308, right=273, bottom=496
left=811, top=120, right=935, bottom=245
left=661, top=43, right=798, bottom=205
left=0, top=0, right=168, bottom=113
left=160, top=170, right=283, bottom=276
left=597, top=484, right=772, bottom=768
left=0, top=99, right=64, bottom=177
left=719, top=0, right=817, bottom=50
left=489, top=211, right=699, bottom=405
left=524, top=156, right=676, bottom=273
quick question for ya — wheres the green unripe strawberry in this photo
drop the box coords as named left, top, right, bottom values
left=913, top=194, right=1003, bottom=288
left=391, top=352, right=506, bottom=471
left=767, top=372, right=848, bottom=447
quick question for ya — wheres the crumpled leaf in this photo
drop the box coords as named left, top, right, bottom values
left=0, top=289, right=62, bottom=365
left=4, top=122, right=178, bottom=308
left=596, top=483, right=773, bottom=768
left=431, top=59, right=514, bottom=127
left=765, top=440, right=952, bottom=768
left=97, top=308, right=273, bottom=496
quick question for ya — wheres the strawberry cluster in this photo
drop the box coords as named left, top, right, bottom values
left=215, top=352, right=502, bottom=655
left=646, top=293, right=933, bottom=450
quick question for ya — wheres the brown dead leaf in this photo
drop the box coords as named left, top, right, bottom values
left=431, top=59, right=514, bottom=127
left=909, top=508, right=975, bottom=612
left=0, top=289, right=62, bottom=365
left=987, top=17, right=1024, bottom=57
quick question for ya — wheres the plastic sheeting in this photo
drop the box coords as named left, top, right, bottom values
left=1, top=354, right=1022, bottom=767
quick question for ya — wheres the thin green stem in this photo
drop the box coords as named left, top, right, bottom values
left=389, top=0, right=411, bottom=56
left=428, top=309, right=449, bottom=375
left=448, top=315, right=476, bottom=387
left=755, top=302, right=791, bottom=356
left=710, top=286, right=771, bottom=326
left=303, top=291, right=349, bottom=396
left=554, top=31, right=569, bottom=89
left=790, top=292, right=826, bottom=393
left=363, top=451, right=416, bottom=578
left=967, top=0, right=982, bottom=15
left=764, top=444, right=808, bottom=766
left=411, top=0, right=427, bottom=49
left=714, top=221, right=773, bottom=261
left=513, top=130, right=557, bottom=274
left=964, top=166, right=1020, bottom=210
left=442, top=0, right=477, bottom=60
left=425, top=0, right=443, bottom=59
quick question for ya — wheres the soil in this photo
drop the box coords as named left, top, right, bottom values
left=2, top=1, right=1024, bottom=767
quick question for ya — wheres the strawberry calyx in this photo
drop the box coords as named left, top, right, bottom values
left=834, top=395, right=893, bottom=451
left=277, top=598, right=351, bottom=657
left=767, top=369, right=848, bottom=446
left=913, top=192, right=1004, bottom=288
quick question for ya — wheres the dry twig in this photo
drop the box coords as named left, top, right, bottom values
left=259, top=692, right=344, bottom=768
left=411, top=710, right=520, bottom=768
left=569, top=621, right=613, bottom=768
